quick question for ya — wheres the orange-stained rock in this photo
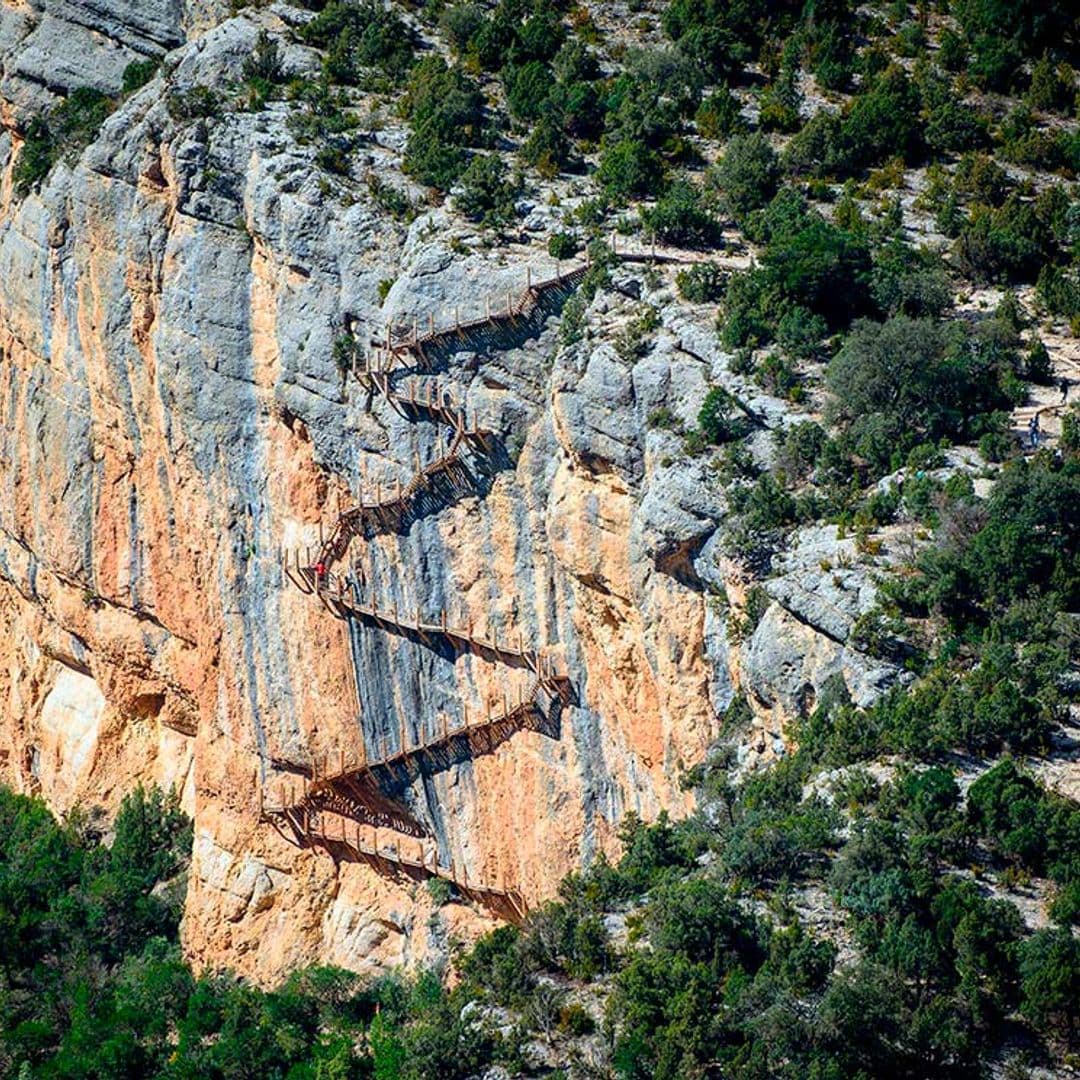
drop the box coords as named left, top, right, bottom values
left=0, top=9, right=746, bottom=985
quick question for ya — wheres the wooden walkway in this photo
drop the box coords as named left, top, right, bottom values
left=268, top=248, right=698, bottom=921
left=262, top=809, right=528, bottom=923
left=357, top=244, right=706, bottom=366
left=294, top=371, right=493, bottom=572
left=369, top=263, right=589, bottom=362
left=287, top=441, right=483, bottom=577
left=265, top=672, right=564, bottom=810
left=284, top=567, right=567, bottom=678
left=262, top=756, right=431, bottom=838
left=1013, top=400, right=1071, bottom=445
left=305, top=243, right=698, bottom=576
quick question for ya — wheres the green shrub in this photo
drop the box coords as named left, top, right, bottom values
left=596, top=137, right=665, bottom=201
left=758, top=62, right=802, bottom=134
left=661, top=0, right=770, bottom=80
left=774, top=421, right=828, bottom=479
left=1026, top=54, right=1075, bottom=114
left=776, top=306, right=827, bottom=358
left=401, top=60, right=486, bottom=190
left=698, top=386, right=739, bottom=443
left=924, top=99, right=989, bottom=155
left=1019, top=929, right=1080, bottom=1034
left=955, top=198, right=1049, bottom=284
left=405, top=123, right=468, bottom=189
left=557, top=1002, right=595, bottom=1036
left=1036, top=264, right=1080, bottom=319
left=676, top=261, right=726, bottom=302
left=366, top=173, right=416, bottom=221
left=870, top=240, right=951, bottom=318
left=454, top=154, right=519, bottom=226
left=641, top=178, right=721, bottom=248
left=968, top=33, right=1022, bottom=92
left=553, top=77, right=604, bottom=140
left=1062, top=407, right=1080, bottom=456
left=521, top=115, right=572, bottom=176
left=303, top=0, right=415, bottom=83
left=13, top=117, right=56, bottom=195
left=1025, top=339, right=1053, bottom=383
left=504, top=59, right=552, bottom=121
left=978, top=430, right=1013, bottom=463
left=756, top=351, right=801, bottom=399
left=760, top=205, right=873, bottom=330
left=548, top=232, right=579, bottom=260
left=782, top=109, right=843, bottom=178
left=404, top=57, right=486, bottom=141
left=243, top=29, right=284, bottom=85
left=713, top=131, right=779, bottom=219
left=14, top=86, right=115, bottom=195
left=903, top=456, right=1080, bottom=628
left=694, top=87, right=744, bottom=140
left=439, top=3, right=486, bottom=57
left=167, top=85, right=220, bottom=121
left=122, top=58, right=161, bottom=94
left=827, top=316, right=1016, bottom=470
left=938, top=28, right=966, bottom=71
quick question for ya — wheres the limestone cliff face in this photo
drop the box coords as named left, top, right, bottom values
left=0, top=7, right=895, bottom=982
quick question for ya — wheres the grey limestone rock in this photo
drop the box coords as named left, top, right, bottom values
left=555, top=342, right=642, bottom=478
left=739, top=524, right=911, bottom=718
left=0, top=0, right=226, bottom=117
left=632, top=435, right=726, bottom=576
left=741, top=601, right=905, bottom=718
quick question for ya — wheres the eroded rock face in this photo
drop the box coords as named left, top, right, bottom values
left=733, top=525, right=913, bottom=765
left=0, top=9, right=899, bottom=983
left=0, top=9, right=721, bottom=982
left=0, top=0, right=227, bottom=116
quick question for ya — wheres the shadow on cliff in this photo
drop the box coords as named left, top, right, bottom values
left=371, top=696, right=563, bottom=798
left=372, top=276, right=580, bottom=377
left=352, top=440, right=513, bottom=541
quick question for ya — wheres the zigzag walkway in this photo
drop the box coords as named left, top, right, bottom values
left=270, top=248, right=701, bottom=917
left=368, top=264, right=589, bottom=364
left=312, top=245, right=703, bottom=573
left=294, top=368, right=495, bottom=571
left=263, top=777, right=429, bottom=838
left=265, top=673, right=565, bottom=814
left=1013, top=400, right=1070, bottom=444
left=261, top=810, right=528, bottom=923
left=360, top=247, right=705, bottom=366
left=286, top=569, right=563, bottom=677
left=286, top=439, right=485, bottom=576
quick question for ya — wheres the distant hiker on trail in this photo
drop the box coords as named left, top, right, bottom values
left=1062, top=376, right=1070, bottom=404
left=1029, top=413, right=1040, bottom=449
left=314, top=560, right=326, bottom=582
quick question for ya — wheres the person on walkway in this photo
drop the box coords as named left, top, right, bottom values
left=1029, top=413, right=1040, bottom=449
left=1062, top=376, right=1070, bottom=404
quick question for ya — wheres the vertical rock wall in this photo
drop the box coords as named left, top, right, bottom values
left=0, top=9, right=736, bottom=981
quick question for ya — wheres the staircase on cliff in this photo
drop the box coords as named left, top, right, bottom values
left=265, top=245, right=697, bottom=918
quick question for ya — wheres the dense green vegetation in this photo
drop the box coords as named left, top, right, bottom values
left=0, top=785, right=530, bottom=1079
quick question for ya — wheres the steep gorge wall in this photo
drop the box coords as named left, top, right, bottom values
left=0, top=7, right=731, bottom=981
left=0, top=6, right=894, bottom=982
